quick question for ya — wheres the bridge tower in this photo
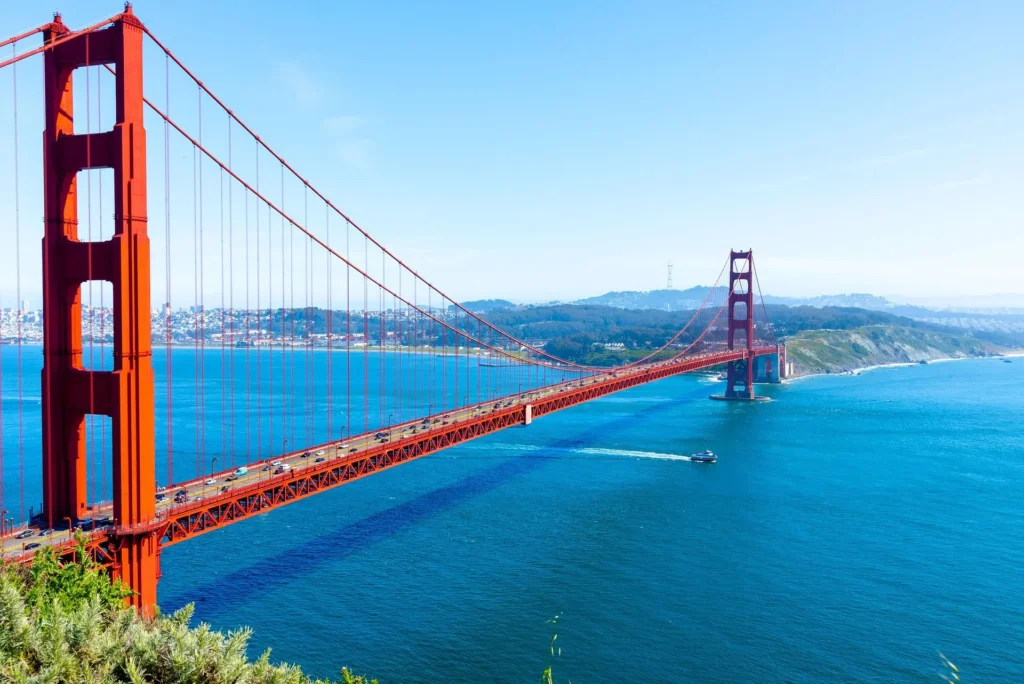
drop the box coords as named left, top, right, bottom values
left=711, top=250, right=759, bottom=401
left=40, top=6, right=159, bottom=611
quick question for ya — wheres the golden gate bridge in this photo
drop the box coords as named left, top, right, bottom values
left=0, top=7, right=782, bottom=612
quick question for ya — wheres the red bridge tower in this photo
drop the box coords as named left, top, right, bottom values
left=711, top=250, right=763, bottom=401
left=40, top=7, right=158, bottom=611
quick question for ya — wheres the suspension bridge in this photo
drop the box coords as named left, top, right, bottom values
left=0, top=7, right=782, bottom=612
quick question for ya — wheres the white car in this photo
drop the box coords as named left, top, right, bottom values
left=271, top=460, right=283, bottom=467
left=204, top=478, right=216, bottom=485
left=316, top=449, right=325, bottom=456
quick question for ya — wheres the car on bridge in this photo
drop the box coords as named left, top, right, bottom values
left=156, top=492, right=167, bottom=503
left=204, top=478, right=216, bottom=486
left=174, top=489, right=188, bottom=503
left=16, top=529, right=33, bottom=539
left=25, top=543, right=40, bottom=550
left=315, top=456, right=326, bottom=463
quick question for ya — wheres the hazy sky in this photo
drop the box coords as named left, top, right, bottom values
left=1, top=1, right=1022, bottom=306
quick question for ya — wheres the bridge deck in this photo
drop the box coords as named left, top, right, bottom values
left=2, top=347, right=776, bottom=564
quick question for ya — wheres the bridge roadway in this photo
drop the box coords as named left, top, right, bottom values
left=2, top=347, right=774, bottom=564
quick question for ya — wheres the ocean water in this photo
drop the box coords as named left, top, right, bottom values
left=159, top=357, right=1021, bottom=682
left=3, top=350, right=1023, bottom=681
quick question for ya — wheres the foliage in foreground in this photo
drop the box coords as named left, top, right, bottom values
left=0, top=545, right=375, bottom=683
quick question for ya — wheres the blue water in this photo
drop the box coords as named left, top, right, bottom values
left=0, top=346, right=564, bottom=517
left=4, top=350, right=1024, bottom=680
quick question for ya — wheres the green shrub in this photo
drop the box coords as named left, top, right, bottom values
left=0, top=543, right=375, bottom=684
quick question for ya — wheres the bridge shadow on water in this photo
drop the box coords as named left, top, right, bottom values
left=162, top=385, right=711, bottom=616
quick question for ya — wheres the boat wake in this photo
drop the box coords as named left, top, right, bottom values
left=574, top=447, right=693, bottom=462
left=458, top=442, right=693, bottom=461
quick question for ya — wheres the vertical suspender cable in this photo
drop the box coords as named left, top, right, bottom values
left=228, top=117, right=235, bottom=466
left=164, top=53, right=173, bottom=487
left=14, top=42, right=25, bottom=523
left=282, top=165, right=289, bottom=452
left=198, top=87, right=206, bottom=476
left=346, top=220, right=351, bottom=444
left=304, top=187, right=310, bottom=448
left=220, top=167, right=227, bottom=467
left=192, top=142, right=199, bottom=479
left=379, top=252, right=385, bottom=432
left=326, top=203, right=332, bottom=442
left=255, top=143, right=261, bottom=460
left=244, top=183, right=251, bottom=464
left=363, top=236, right=368, bottom=436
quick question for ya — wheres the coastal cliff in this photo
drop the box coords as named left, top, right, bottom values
left=784, top=325, right=1008, bottom=377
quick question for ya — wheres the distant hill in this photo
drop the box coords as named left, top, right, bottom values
left=569, top=288, right=1024, bottom=335
left=574, top=287, right=712, bottom=311
left=572, top=288, right=903, bottom=312
left=455, top=299, right=516, bottom=313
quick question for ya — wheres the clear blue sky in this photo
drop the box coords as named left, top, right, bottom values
left=2, top=1, right=1022, bottom=305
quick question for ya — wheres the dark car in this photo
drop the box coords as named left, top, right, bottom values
left=156, top=492, right=167, bottom=503
left=262, top=465, right=271, bottom=471
left=16, top=529, right=33, bottom=539
left=25, top=543, right=41, bottom=550
left=220, top=485, right=232, bottom=493
left=225, top=475, right=237, bottom=482
left=349, top=447, right=359, bottom=453
left=315, top=456, right=325, bottom=463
